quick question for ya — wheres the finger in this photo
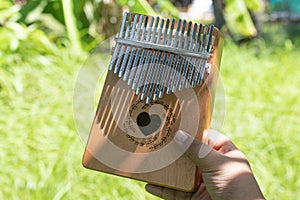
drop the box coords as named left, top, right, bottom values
left=204, top=129, right=238, bottom=152
left=205, top=130, right=248, bottom=161
left=145, top=184, right=191, bottom=200
left=174, top=130, right=227, bottom=171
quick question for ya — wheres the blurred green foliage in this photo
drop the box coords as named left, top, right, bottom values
left=0, top=1, right=63, bottom=77
left=1, top=0, right=300, bottom=199
left=245, top=0, right=262, bottom=12
left=269, top=0, right=300, bottom=14
left=224, top=0, right=261, bottom=40
left=15, top=0, right=99, bottom=51
left=116, top=0, right=156, bottom=15
left=115, top=0, right=179, bottom=17
left=16, top=0, right=99, bottom=34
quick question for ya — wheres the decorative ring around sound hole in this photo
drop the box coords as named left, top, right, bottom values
left=124, top=99, right=176, bottom=150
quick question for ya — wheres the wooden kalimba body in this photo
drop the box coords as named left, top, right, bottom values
left=82, top=12, right=223, bottom=192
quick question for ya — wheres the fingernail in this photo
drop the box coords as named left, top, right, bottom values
left=174, top=130, right=189, bottom=145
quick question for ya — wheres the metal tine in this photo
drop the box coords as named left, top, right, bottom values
left=197, top=25, right=209, bottom=85
left=154, top=53, right=169, bottom=99
left=172, top=22, right=195, bottom=92
left=134, top=16, right=160, bottom=91
left=127, top=16, right=148, bottom=85
left=131, top=49, right=151, bottom=90
left=206, top=25, right=214, bottom=52
left=132, top=17, right=154, bottom=90
left=123, top=15, right=144, bottom=81
left=145, top=52, right=162, bottom=104
left=197, top=25, right=214, bottom=85
left=169, top=19, right=186, bottom=93
left=144, top=18, right=155, bottom=41
left=175, top=22, right=192, bottom=90
left=153, top=19, right=176, bottom=100
left=185, top=22, right=197, bottom=89
left=191, top=24, right=203, bottom=87
left=109, top=12, right=129, bottom=71
left=118, top=15, right=138, bottom=77
left=200, top=25, right=208, bottom=52
left=114, top=14, right=135, bottom=74
left=153, top=19, right=170, bottom=100
left=136, top=17, right=164, bottom=100
left=187, top=23, right=198, bottom=88
left=171, top=54, right=184, bottom=92
left=178, top=21, right=193, bottom=91
left=141, top=51, right=160, bottom=100
left=158, top=19, right=176, bottom=98
left=145, top=18, right=166, bottom=103
left=165, top=19, right=183, bottom=94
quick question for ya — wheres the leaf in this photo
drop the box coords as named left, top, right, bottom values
left=18, top=0, right=42, bottom=23
left=0, top=2, right=21, bottom=24
left=244, top=0, right=262, bottom=12
left=115, top=0, right=129, bottom=6
left=116, top=0, right=157, bottom=15
left=133, top=0, right=156, bottom=15
left=156, top=0, right=179, bottom=17
left=224, top=0, right=257, bottom=40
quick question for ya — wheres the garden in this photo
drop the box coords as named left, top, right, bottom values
left=1, top=0, right=300, bottom=199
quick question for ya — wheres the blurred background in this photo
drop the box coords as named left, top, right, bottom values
left=0, top=0, right=299, bottom=199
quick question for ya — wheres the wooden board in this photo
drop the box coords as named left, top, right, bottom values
left=82, top=28, right=223, bottom=192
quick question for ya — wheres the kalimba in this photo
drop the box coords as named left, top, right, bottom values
left=82, top=12, right=223, bottom=192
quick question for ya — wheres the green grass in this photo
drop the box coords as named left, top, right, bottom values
left=1, top=22, right=300, bottom=199
left=0, top=39, right=158, bottom=199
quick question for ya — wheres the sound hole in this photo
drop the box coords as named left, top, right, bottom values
left=137, top=112, right=161, bottom=136
left=137, top=112, right=151, bottom=127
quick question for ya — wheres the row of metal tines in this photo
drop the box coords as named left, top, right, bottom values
left=109, top=12, right=215, bottom=103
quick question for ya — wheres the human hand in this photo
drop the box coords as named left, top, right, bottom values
left=145, top=129, right=265, bottom=200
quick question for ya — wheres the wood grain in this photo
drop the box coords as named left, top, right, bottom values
left=82, top=28, right=223, bottom=192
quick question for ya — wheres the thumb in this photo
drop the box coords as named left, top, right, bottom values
left=174, top=130, right=226, bottom=171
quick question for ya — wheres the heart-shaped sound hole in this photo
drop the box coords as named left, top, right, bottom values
left=137, top=112, right=161, bottom=136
